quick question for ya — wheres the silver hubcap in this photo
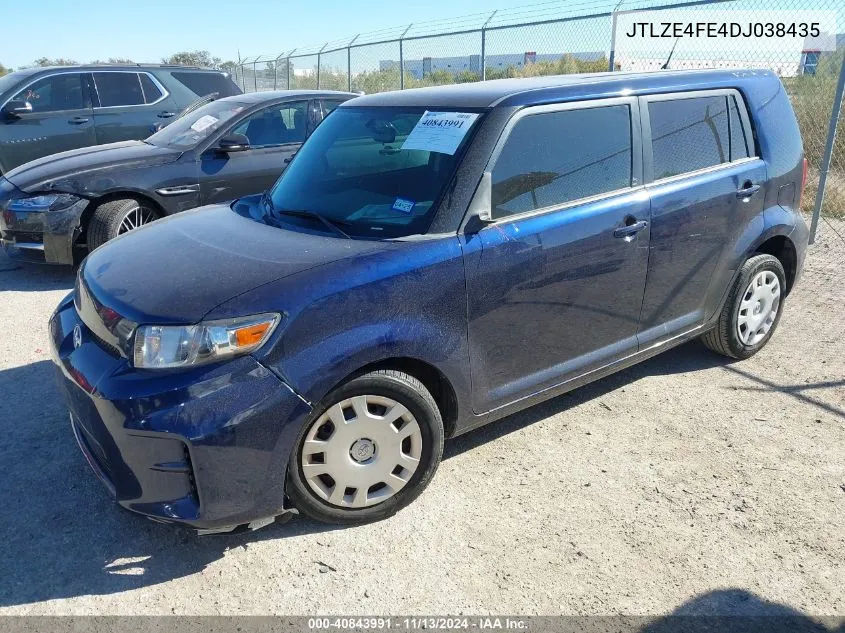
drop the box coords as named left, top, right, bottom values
left=737, top=270, right=781, bottom=346
left=300, top=395, right=423, bottom=509
left=118, top=205, right=156, bottom=234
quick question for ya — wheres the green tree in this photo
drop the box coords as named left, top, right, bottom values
left=0, top=63, right=10, bottom=77
left=162, top=50, right=222, bottom=68
left=33, top=57, right=78, bottom=67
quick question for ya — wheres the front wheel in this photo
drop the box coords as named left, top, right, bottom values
left=286, top=370, right=444, bottom=525
left=87, top=197, right=160, bottom=251
left=701, top=253, right=786, bottom=360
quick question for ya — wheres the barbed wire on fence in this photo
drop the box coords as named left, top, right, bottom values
left=230, top=0, right=845, bottom=249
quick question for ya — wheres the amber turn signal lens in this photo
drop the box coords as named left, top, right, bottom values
left=234, top=321, right=273, bottom=347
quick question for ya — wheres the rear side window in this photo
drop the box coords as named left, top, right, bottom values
left=139, top=74, right=164, bottom=104
left=492, top=105, right=633, bottom=219
left=170, top=72, right=241, bottom=98
left=94, top=72, right=144, bottom=107
left=649, top=96, right=729, bottom=180
left=12, top=74, right=85, bottom=112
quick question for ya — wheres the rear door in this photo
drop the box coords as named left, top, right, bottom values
left=462, top=98, right=651, bottom=413
left=637, top=90, right=765, bottom=347
left=90, top=71, right=179, bottom=144
left=198, top=99, right=312, bottom=204
left=0, top=72, right=95, bottom=171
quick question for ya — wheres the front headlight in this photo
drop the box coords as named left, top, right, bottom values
left=132, top=313, right=280, bottom=369
left=8, top=192, right=81, bottom=212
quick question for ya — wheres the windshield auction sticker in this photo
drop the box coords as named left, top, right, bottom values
left=190, top=115, right=219, bottom=133
left=401, top=111, right=480, bottom=155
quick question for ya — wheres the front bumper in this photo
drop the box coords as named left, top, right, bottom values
left=48, top=293, right=312, bottom=530
left=0, top=194, right=88, bottom=265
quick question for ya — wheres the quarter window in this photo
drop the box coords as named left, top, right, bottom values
left=94, top=72, right=144, bottom=107
left=491, top=105, right=633, bottom=219
left=139, top=73, right=164, bottom=104
left=729, top=95, right=750, bottom=161
left=649, top=96, right=729, bottom=180
left=12, top=74, right=85, bottom=113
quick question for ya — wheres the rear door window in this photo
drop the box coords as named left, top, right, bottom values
left=12, top=73, right=86, bottom=112
left=648, top=96, right=730, bottom=180
left=231, top=101, right=309, bottom=147
left=491, top=104, right=633, bottom=219
left=93, top=72, right=144, bottom=107
left=170, top=72, right=241, bottom=98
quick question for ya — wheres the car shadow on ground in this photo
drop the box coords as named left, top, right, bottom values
left=636, top=589, right=844, bottom=632
left=0, top=343, right=835, bottom=608
left=0, top=259, right=76, bottom=292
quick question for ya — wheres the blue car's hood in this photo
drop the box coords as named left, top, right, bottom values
left=82, top=203, right=387, bottom=324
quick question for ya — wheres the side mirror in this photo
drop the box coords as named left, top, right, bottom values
left=465, top=171, right=493, bottom=232
left=2, top=100, right=33, bottom=117
left=216, top=133, right=250, bottom=153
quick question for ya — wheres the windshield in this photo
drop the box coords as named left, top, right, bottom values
left=0, top=71, right=35, bottom=96
left=268, top=106, right=480, bottom=238
left=146, top=100, right=248, bottom=149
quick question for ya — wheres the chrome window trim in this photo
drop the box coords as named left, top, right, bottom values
left=647, top=156, right=763, bottom=188
left=1, top=70, right=89, bottom=113
left=90, top=70, right=169, bottom=109
left=484, top=96, right=643, bottom=223
left=486, top=185, right=649, bottom=227
left=640, top=88, right=758, bottom=184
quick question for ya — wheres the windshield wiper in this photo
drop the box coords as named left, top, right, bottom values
left=274, top=207, right=353, bottom=240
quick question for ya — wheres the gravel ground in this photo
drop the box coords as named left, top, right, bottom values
left=0, top=223, right=842, bottom=618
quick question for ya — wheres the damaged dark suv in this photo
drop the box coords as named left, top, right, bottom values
left=0, top=90, right=354, bottom=264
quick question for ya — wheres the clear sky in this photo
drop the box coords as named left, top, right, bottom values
left=1, top=0, right=563, bottom=70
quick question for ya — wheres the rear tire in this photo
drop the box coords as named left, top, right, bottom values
left=286, top=370, right=444, bottom=525
left=86, top=197, right=160, bottom=251
left=701, top=253, right=786, bottom=360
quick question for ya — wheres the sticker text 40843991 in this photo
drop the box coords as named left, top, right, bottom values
left=401, top=111, right=480, bottom=156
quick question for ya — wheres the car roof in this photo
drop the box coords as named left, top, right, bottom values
left=21, top=64, right=225, bottom=73
left=219, top=90, right=359, bottom=104
left=344, top=69, right=777, bottom=109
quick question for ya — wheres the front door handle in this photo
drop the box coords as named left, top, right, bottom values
left=68, top=116, right=89, bottom=125
left=613, top=219, right=648, bottom=238
left=736, top=183, right=761, bottom=198
left=158, top=111, right=176, bottom=119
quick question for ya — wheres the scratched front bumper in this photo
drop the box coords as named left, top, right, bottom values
left=0, top=193, right=88, bottom=265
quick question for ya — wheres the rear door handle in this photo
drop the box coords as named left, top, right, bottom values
left=68, top=116, right=89, bottom=125
left=158, top=112, right=176, bottom=119
left=613, top=220, right=648, bottom=238
left=736, top=183, right=761, bottom=198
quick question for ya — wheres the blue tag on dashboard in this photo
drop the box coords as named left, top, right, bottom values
left=392, top=198, right=415, bottom=214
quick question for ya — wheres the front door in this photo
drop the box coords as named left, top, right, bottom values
left=0, top=72, right=95, bottom=172
left=463, top=98, right=651, bottom=414
left=637, top=90, right=766, bottom=346
left=198, top=99, right=312, bottom=204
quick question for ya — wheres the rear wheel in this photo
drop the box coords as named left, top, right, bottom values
left=286, top=370, right=444, bottom=524
left=701, top=253, right=786, bottom=359
left=86, top=197, right=160, bottom=251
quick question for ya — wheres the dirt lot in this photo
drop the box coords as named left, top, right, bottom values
left=0, top=223, right=842, bottom=618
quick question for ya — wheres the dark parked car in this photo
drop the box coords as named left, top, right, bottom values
left=0, top=90, right=356, bottom=263
left=49, top=69, right=808, bottom=532
left=0, top=65, right=242, bottom=175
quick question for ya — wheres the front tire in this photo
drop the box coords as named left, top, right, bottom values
left=286, top=370, right=444, bottom=525
left=86, top=197, right=160, bottom=251
left=701, top=253, right=786, bottom=359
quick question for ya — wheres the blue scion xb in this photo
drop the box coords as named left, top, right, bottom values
left=49, top=69, right=808, bottom=531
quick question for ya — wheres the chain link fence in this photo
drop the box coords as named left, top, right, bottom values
left=231, top=0, right=845, bottom=253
